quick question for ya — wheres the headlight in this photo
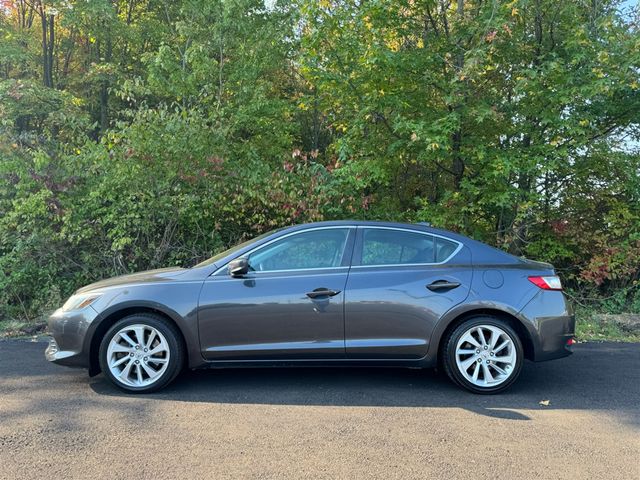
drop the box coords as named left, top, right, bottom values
left=61, top=293, right=102, bottom=312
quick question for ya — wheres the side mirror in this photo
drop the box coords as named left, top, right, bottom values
left=228, top=257, right=250, bottom=277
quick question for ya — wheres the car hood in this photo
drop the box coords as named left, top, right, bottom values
left=76, top=267, right=188, bottom=294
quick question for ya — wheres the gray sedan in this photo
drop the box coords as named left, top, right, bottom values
left=46, top=221, right=575, bottom=394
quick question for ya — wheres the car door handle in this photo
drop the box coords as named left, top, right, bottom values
left=426, top=281, right=461, bottom=291
left=306, top=288, right=341, bottom=299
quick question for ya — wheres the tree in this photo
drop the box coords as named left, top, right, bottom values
left=0, top=0, right=638, bottom=321
left=300, top=0, right=639, bottom=254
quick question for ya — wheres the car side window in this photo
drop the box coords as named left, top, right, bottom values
left=435, top=237, right=458, bottom=263
left=361, top=229, right=436, bottom=265
left=248, top=228, right=350, bottom=272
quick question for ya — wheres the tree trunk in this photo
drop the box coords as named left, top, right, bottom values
left=39, top=4, right=51, bottom=87
left=62, top=30, right=76, bottom=79
left=451, top=0, right=465, bottom=190
left=47, top=13, right=55, bottom=86
left=100, top=33, right=112, bottom=133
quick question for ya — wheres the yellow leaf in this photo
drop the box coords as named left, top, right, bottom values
left=387, top=39, right=400, bottom=52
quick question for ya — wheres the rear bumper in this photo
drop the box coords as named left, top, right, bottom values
left=533, top=328, right=575, bottom=361
left=519, top=290, right=575, bottom=362
left=45, top=306, right=98, bottom=369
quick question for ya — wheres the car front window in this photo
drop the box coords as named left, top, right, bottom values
left=248, top=228, right=350, bottom=272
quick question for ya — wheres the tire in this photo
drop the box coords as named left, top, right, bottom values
left=99, top=313, right=185, bottom=393
left=442, top=316, right=523, bottom=394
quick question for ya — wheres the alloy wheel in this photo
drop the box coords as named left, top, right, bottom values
left=454, top=324, right=517, bottom=387
left=106, top=324, right=171, bottom=388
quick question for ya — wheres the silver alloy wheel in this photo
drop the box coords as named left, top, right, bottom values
left=454, top=324, right=517, bottom=387
left=106, top=324, right=170, bottom=388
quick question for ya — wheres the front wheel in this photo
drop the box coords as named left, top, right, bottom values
left=99, top=313, right=185, bottom=393
left=442, top=317, right=523, bottom=394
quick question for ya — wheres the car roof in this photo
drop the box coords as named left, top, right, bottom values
left=281, top=219, right=431, bottom=230
left=195, top=220, right=522, bottom=275
left=281, top=220, right=465, bottom=241
left=273, top=220, right=521, bottom=265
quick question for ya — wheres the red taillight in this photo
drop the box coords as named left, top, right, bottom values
left=528, top=275, right=563, bottom=290
left=566, top=338, right=576, bottom=346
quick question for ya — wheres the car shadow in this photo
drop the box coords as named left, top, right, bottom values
left=89, top=342, right=640, bottom=427
left=1, top=340, right=639, bottom=428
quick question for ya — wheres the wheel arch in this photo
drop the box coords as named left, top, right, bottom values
left=87, top=304, right=189, bottom=376
left=434, top=307, right=537, bottom=365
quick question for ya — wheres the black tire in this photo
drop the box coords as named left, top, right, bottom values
left=99, top=313, right=185, bottom=393
left=441, top=316, right=524, bottom=394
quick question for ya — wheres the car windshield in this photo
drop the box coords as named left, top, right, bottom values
left=192, top=228, right=284, bottom=268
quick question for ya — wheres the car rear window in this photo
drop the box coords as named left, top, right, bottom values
left=361, top=228, right=459, bottom=266
left=361, top=229, right=434, bottom=265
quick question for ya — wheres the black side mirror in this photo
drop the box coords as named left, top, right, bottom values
left=228, top=257, right=250, bottom=277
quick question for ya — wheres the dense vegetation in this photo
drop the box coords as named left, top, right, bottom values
left=0, top=0, right=639, bottom=324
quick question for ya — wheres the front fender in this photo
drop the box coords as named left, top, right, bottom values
left=84, top=282, right=206, bottom=374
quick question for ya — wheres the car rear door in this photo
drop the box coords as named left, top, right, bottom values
left=197, top=227, right=355, bottom=361
left=344, top=226, right=472, bottom=359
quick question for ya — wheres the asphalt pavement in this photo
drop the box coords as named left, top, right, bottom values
left=0, top=340, right=638, bottom=479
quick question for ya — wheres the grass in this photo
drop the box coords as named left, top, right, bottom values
left=0, top=319, right=47, bottom=338
left=575, top=309, right=640, bottom=343
left=0, top=320, right=29, bottom=336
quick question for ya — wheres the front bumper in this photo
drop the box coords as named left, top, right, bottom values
left=45, top=306, right=99, bottom=368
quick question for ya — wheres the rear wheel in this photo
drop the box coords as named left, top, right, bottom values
left=99, top=313, right=185, bottom=393
left=442, top=316, right=523, bottom=394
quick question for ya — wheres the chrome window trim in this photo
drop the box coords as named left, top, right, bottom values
left=354, top=226, right=463, bottom=268
left=211, top=226, right=355, bottom=276
left=214, top=268, right=350, bottom=277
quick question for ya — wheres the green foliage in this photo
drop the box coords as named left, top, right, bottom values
left=0, top=0, right=639, bottom=323
left=574, top=309, right=640, bottom=343
left=300, top=0, right=640, bottom=298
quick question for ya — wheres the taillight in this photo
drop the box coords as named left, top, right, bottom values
left=528, top=275, right=563, bottom=290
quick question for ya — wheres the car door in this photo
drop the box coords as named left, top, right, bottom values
left=344, top=227, right=472, bottom=359
left=197, top=227, right=355, bottom=361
